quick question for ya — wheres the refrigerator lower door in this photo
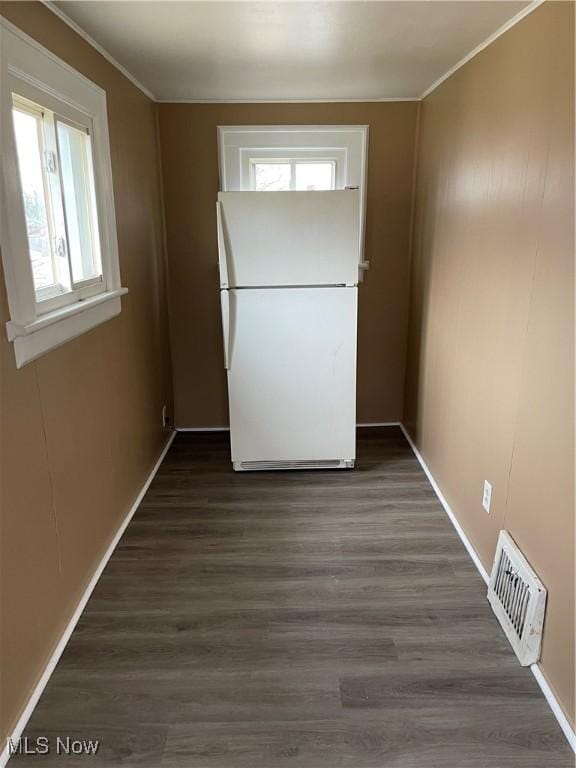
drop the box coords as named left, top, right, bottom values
left=226, top=287, right=357, bottom=470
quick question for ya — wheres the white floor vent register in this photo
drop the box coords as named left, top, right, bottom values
left=487, top=530, right=547, bottom=666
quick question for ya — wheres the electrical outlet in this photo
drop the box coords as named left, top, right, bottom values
left=162, top=405, right=170, bottom=428
left=482, top=480, right=492, bottom=513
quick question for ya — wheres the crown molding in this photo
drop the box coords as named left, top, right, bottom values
left=155, top=97, right=420, bottom=104
left=420, top=0, right=545, bottom=99
left=41, top=0, right=156, bottom=101
left=39, top=1, right=545, bottom=107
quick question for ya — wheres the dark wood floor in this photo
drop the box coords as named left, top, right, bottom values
left=16, top=428, right=572, bottom=766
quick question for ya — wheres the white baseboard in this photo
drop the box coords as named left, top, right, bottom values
left=398, top=423, right=489, bottom=582
left=0, top=430, right=176, bottom=768
left=177, top=422, right=402, bottom=431
left=176, top=426, right=230, bottom=431
left=399, top=422, right=575, bottom=752
left=4, top=424, right=573, bottom=759
left=531, top=661, right=576, bottom=751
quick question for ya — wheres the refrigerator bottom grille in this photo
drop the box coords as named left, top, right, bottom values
left=234, top=459, right=354, bottom=472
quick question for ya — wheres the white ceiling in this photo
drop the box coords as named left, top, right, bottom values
left=51, top=1, right=532, bottom=101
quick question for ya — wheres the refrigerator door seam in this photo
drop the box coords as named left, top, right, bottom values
left=225, top=284, right=356, bottom=290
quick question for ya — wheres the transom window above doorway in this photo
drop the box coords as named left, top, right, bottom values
left=251, top=158, right=336, bottom=191
left=218, top=124, right=368, bottom=256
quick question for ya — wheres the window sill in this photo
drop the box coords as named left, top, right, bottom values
left=6, top=287, right=128, bottom=368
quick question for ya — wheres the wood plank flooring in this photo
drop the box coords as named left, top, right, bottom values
left=14, top=428, right=573, bottom=766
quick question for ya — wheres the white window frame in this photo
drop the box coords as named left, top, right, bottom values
left=217, top=125, right=369, bottom=262
left=0, top=18, right=127, bottom=368
left=12, top=92, right=105, bottom=312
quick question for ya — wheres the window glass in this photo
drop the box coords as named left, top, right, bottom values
left=295, top=162, right=334, bottom=191
left=57, top=121, right=101, bottom=284
left=12, top=94, right=104, bottom=311
left=12, top=107, right=56, bottom=292
left=251, top=159, right=336, bottom=191
left=254, top=162, right=291, bottom=191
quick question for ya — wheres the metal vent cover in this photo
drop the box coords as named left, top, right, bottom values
left=487, top=530, right=547, bottom=666
left=234, top=459, right=353, bottom=472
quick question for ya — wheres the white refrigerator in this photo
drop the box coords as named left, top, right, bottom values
left=217, top=189, right=363, bottom=471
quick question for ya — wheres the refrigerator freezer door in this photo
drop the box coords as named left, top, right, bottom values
left=218, top=190, right=360, bottom=287
left=226, top=287, right=357, bottom=466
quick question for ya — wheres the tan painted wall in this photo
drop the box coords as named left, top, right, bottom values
left=2, top=0, right=573, bottom=747
left=405, top=0, right=575, bottom=724
left=0, top=2, right=173, bottom=743
left=158, top=102, right=418, bottom=428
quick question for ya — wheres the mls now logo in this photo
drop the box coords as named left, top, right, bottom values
left=8, top=736, right=100, bottom=756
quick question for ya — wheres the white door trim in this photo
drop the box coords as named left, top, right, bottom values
left=217, top=124, right=369, bottom=263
